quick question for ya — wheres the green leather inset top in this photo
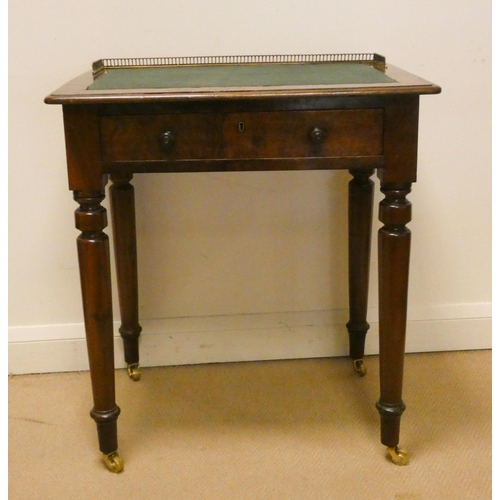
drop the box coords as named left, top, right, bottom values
left=88, top=63, right=395, bottom=90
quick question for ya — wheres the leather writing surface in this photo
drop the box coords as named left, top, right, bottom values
left=88, top=63, right=395, bottom=91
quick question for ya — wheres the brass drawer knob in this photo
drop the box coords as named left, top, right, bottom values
left=309, top=127, right=327, bottom=144
left=160, top=131, right=175, bottom=148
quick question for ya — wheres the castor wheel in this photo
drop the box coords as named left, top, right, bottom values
left=103, top=452, right=124, bottom=473
left=352, top=359, right=367, bottom=377
left=127, top=363, right=141, bottom=381
left=387, top=446, right=409, bottom=466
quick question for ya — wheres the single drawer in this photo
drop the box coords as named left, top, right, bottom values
left=100, top=109, right=384, bottom=162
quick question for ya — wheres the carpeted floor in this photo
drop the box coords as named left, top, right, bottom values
left=8, top=350, right=491, bottom=499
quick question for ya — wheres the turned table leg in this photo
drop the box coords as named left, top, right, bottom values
left=109, top=173, right=142, bottom=381
left=346, top=168, right=375, bottom=377
left=376, top=183, right=412, bottom=465
left=74, top=190, right=123, bottom=473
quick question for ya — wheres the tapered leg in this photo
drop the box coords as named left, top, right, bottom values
left=346, top=168, right=374, bottom=376
left=74, top=190, right=123, bottom=472
left=109, top=174, right=142, bottom=381
left=376, top=183, right=412, bottom=465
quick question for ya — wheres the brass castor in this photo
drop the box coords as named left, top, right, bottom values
left=103, top=452, right=124, bottom=473
left=353, top=359, right=367, bottom=377
left=387, top=446, right=409, bottom=466
left=127, top=363, right=141, bottom=381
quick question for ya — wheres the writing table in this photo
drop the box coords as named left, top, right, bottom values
left=45, top=53, right=440, bottom=472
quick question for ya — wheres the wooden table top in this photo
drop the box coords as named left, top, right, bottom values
left=45, top=53, right=441, bottom=104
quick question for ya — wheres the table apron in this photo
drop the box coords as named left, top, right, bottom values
left=102, top=156, right=385, bottom=174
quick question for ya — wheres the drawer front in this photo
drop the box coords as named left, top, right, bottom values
left=100, top=109, right=383, bottom=162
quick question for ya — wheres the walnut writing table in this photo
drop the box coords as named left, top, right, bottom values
left=45, top=54, right=440, bottom=472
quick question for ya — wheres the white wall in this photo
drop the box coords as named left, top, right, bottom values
left=8, top=0, right=491, bottom=374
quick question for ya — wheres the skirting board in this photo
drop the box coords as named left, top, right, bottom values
left=8, top=308, right=492, bottom=375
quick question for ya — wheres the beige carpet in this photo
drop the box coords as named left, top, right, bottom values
left=9, top=350, right=491, bottom=499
